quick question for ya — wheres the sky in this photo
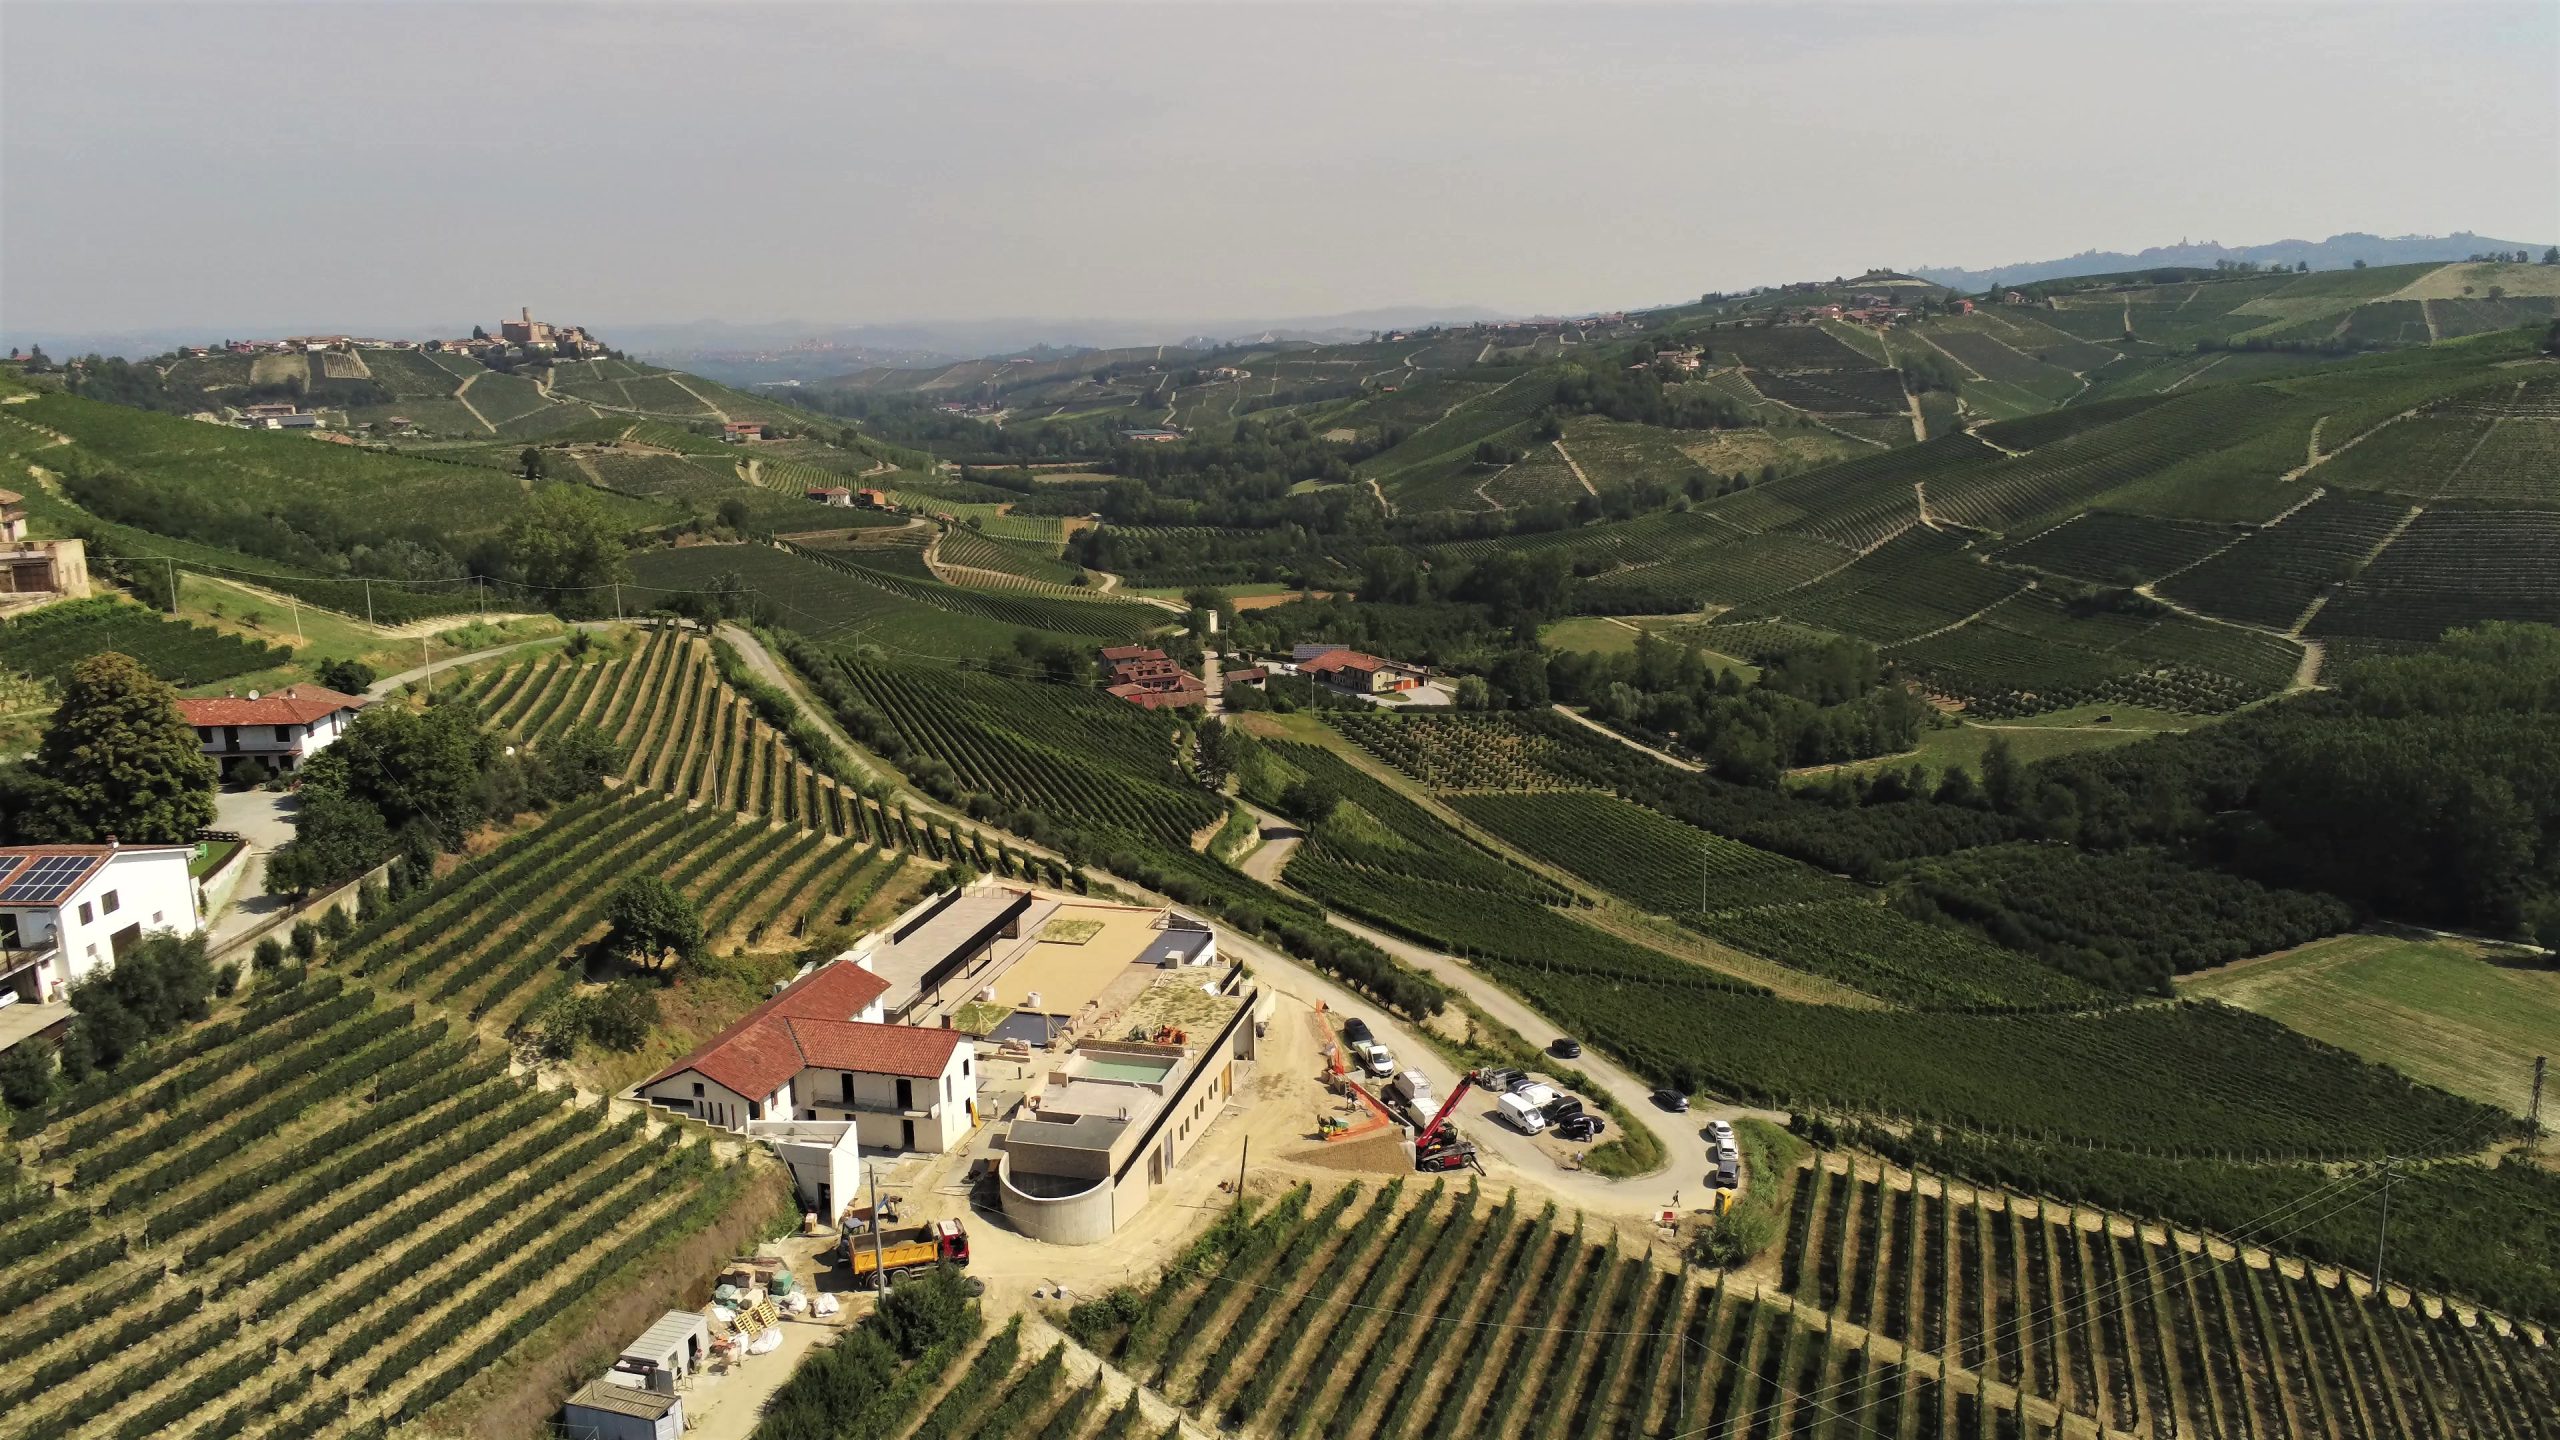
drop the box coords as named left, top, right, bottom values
left=4, top=0, right=2555, bottom=340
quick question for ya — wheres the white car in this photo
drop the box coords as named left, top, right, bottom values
left=1706, top=1118, right=1736, bottom=1145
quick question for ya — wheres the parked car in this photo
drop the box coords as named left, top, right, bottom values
left=1550, top=1036, right=1582, bottom=1059
left=1706, top=1118, right=1735, bottom=1145
left=1473, top=1066, right=1526, bottom=1093
left=1498, top=1092, right=1548, bottom=1134
left=1555, top=1113, right=1606, bottom=1142
left=1542, top=1095, right=1587, bottom=1125
left=1357, top=1040, right=1398, bottom=1078
left=1652, top=1088, right=1690, bottom=1112
left=1342, top=1017, right=1375, bottom=1049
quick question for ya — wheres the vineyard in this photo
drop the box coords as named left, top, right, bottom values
left=459, top=629, right=1067, bottom=893
left=1, top=596, right=289, bottom=689
left=1067, top=1180, right=1953, bottom=1440
left=933, top=525, right=1093, bottom=592
left=1446, top=791, right=2093, bottom=1009
left=626, top=543, right=1156, bottom=658
left=1887, top=589, right=2302, bottom=718
left=1054, top=1168, right=2558, bottom=1440
left=1325, top=710, right=2505, bottom=1153
left=1994, top=511, right=2235, bottom=587
left=1760, top=1152, right=2560, bottom=1440
left=0, top=973, right=763, bottom=1440
left=831, top=653, right=1225, bottom=852
left=1721, top=528, right=2022, bottom=646
left=2310, top=508, right=2560, bottom=642
left=2157, top=489, right=2412, bottom=630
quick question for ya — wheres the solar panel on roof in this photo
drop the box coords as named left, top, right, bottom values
left=0, top=855, right=96, bottom=905
left=0, top=857, right=23, bottom=889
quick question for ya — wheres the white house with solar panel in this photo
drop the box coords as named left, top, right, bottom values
left=0, top=843, right=202, bottom=1012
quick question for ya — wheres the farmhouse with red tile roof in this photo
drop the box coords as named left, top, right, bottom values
left=635, top=959, right=979, bottom=1154
left=173, top=686, right=365, bottom=776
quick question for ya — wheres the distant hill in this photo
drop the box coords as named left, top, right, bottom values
left=1915, top=232, right=2552, bottom=291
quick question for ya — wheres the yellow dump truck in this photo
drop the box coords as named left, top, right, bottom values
left=842, top=1218, right=971, bottom=1289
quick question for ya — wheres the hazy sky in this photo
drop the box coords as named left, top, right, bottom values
left=5, top=1, right=2554, bottom=337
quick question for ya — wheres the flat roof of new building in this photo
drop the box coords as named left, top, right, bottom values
left=568, top=1381, right=681, bottom=1420
left=987, top=903, right=1166, bottom=1017
left=870, top=890, right=1048, bottom=1014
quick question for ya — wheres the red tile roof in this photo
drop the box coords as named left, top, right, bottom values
left=1099, top=645, right=1163, bottom=663
left=175, top=686, right=364, bottom=728
left=786, top=1017, right=964, bottom=1078
left=645, top=961, right=930, bottom=1098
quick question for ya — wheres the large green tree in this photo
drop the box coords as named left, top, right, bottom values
left=604, top=874, right=703, bottom=973
left=26, top=651, right=217, bottom=843
left=505, top=485, right=629, bottom=605
left=311, top=699, right=495, bottom=848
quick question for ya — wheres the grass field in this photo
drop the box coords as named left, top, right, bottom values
left=2180, top=933, right=2560, bottom=1116
left=1786, top=714, right=2180, bottom=784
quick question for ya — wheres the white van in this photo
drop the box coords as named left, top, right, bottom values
left=1498, top=1092, right=1547, bottom=1135
left=1512, top=1081, right=1557, bottom=1111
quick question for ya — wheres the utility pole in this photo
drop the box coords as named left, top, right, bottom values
left=164, top=558, right=179, bottom=614
left=614, top=583, right=623, bottom=622
left=289, top=593, right=302, bottom=644
left=868, top=1167, right=885, bottom=1295
left=2372, top=1160, right=2396, bottom=1302
left=2530, top=1055, right=2548, bottom=1153
left=1235, top=1136, right=1248, bottom=1199
left=363, top=578, right=374, bottom=627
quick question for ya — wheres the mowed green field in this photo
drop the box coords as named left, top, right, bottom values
left=2180, top=934, right=2560, bottom=1116
left=1786, top=710, right=2181, bottom=783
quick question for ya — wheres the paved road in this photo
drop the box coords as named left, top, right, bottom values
left=364, top=623, right=611, bottom=699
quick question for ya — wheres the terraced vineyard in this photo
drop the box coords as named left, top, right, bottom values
left=460, top=629, right=1061, bottom=891
left=1766, top=1155, right=2560, bottom=1440
left=0, top=973, right=762, bottom=1440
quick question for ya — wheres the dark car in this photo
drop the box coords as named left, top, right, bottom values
left=1343, top=1018, right=1375, bottom=1048
left=1652, top=1088, right=1691, bottom=1113
left=1543, top=1096, right=1587, bottom=1125
left=1556, top=1113, right=1606, bottom=1141
left=1551, top=1037, right=1582, bottom=1059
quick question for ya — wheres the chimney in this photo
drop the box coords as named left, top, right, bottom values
left=106, top=835, right=118, bottom=849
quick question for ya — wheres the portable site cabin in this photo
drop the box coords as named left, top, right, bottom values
left=613, top=1310, right=711, bottom=1392
left=563, top=1380, right=682, bottom=1440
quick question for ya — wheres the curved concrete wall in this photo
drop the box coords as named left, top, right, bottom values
left=997, top=1154, right=1116, bottom=1246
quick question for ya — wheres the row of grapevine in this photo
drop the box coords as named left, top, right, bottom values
left=1768, top=1154, right=2560, bottom=1440
left=1080, top=1180, right=2102, bottom=1440
left=0, top=971, right=733, bottom=1440
left=464, top=629, right=1072, bottom=889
